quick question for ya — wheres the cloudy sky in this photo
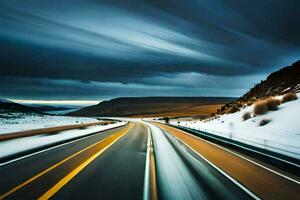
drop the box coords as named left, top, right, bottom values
left=0, top=0, right=299, bottom=101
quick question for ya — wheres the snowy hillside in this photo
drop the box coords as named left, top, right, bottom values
left=0, top=111, right=100, bottom=134
left=170, top=93, right=300, bottom=159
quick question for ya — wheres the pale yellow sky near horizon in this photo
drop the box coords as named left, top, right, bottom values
left=9, top=99, right=100, bottom=106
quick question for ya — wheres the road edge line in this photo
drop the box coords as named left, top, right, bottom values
left=143, top=126, right=157, bottom=200
left=168, top=125, right=300, bottom=184
left=155, top=124, right=261, bottom=200
left=174, top=125, right=300, bottom=168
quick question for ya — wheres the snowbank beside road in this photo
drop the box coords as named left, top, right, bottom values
left=0, top=112, right=100, bottom=134
left=170, top=94, right=300, bottom=159
left=0, top=121, right=127, bottom=161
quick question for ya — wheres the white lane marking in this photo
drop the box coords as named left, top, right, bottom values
left=143, top=126, right=151, bottom=200
left=0, top=123, right=128, bottom=167
left=177, top=127, right=300, bottom=185
left=161, top=128, right=261, bottom=200
left=148, top=123, right=207, bottom=199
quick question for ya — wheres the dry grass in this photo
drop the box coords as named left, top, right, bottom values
left=134, top=104, right=223, bottom=118
left=236, top=102, right=243, bottom=108
left=228, top=104, right=240, bottom=113
left=254, top=101, right=268, bottom=115
left=282, top=93, right=298, bottom=103
left=266, top=97, right=281, bottom=111
left=247, top=101, right=253, bottom=106
left=254, top=97, right=280, bottom=115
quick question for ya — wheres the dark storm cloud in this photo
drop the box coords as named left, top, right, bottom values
left=0, top=0, right=299, bottom=99
left=0, top=75, right=249, bottom=100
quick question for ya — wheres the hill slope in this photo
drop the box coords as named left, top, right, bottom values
left=0, top=99, right=73, bottom=114
left=69, top=97, right=235, bottom=117
left=0, top=100, right=37, bottom=113
left=240, top=60, right=300, bottom=101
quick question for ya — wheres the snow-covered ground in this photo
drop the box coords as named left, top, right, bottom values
left=0, top=111, right=100, bottom=134
left=169, top=94, right=300, bottom=160
left=0, top=121, right=127, bottom=160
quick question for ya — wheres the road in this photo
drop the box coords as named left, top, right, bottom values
left=0, top=123, right=147, bottom=199
left=0, top=121, right=299, bottom=199
left=154, top=122, right=300, bottom=200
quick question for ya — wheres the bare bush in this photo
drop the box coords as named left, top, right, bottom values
left=228, top=105, right=240, bottom=113
left=236, top=102, right=243, bottom=108
left=259, top=119, right=271, bottom=126
left=254, top=97, right=280, bottom=114
left=250, top=97, right=257, bottom=102
left=266, top=97, right=280, bottom=111
left=242, top=112, right=251, bottom=121
left=282, top=93, right=298, bottom=103
left=247, top=101, right=253, bottom=106
left=254, top=101, right=268, bottom=115
left=221, top=105, right=227, bottom=112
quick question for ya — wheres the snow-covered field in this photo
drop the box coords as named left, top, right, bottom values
left=169, top=94, right=300, bottom=159
left=0, top=111, right=100, bottom=134
left=0, top=121, right=126, bottom=160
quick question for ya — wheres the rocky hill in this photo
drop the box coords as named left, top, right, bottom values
left=69, top=97, right=235, bottom=117
left=215, top=60, right=300, bottom=116
left=240, top=60, right=300, bottom=101
left=0, top=99, right=36, bottom=113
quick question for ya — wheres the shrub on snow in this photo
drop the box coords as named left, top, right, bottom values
left=282, top=93, right=298, bottom=103
left=266, top=97, right=281, bottom=111
left=242, top=112, right=251, bottom=121
left=228, top=104, right=240, bottom=113
left=254, top=97, right=280, bottom=114
left=254, top=101, right=268, bottom=115
left=259, top=119, right=271, bottom=126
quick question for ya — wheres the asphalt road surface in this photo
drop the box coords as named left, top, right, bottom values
left=0, top=123, right=147, bottom=200
left=154, top=122, right=300, bottom=200
left=0, top=121, right=299, bottom=200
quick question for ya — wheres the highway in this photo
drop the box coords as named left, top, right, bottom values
left=154, top=123, right=300, bottom=200
left=0, top=123, right=147, bottom=199
left=0, top=121, right=299, bottom=199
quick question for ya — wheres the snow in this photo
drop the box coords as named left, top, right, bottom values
left=169, top=94, right=300, bottom=159
left=0, top=122, right=126, bottom=159
left=0, top=112, right=100, bottom=134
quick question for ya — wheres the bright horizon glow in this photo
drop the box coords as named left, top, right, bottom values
left=9, top=99, right=100, bottom=106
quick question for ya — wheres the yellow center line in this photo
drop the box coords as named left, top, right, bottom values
left=0, top=123, right=133, bottom=200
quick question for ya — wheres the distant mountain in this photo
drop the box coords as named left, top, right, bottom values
left=0, top=100, right=37, bottom=113
left=69, top=97, right=235, bottom=117
left=30, top=105, right=73, bottom=112
left=0, top=99, right=72, bottom=114
left=240, top=60, right=300, bottom=101
left=0, top=99, right=13, bottom=103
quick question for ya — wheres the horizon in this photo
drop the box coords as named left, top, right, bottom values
left=7, top=95, right=238, bottom=106
left=8, top=99, right=101, bottom=107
